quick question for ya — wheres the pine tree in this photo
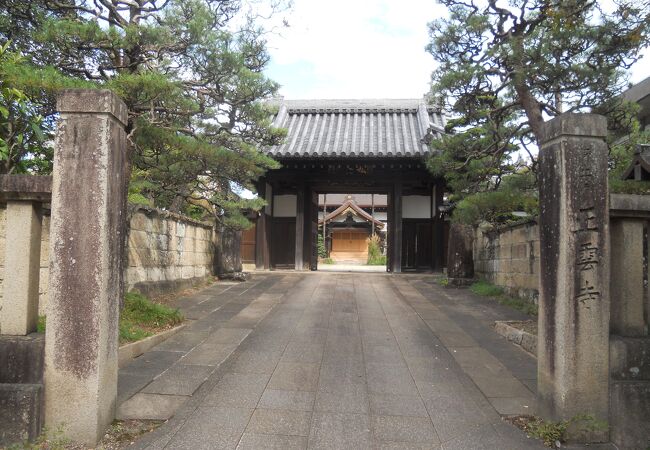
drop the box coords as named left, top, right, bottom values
left=426, top=0, right=650, bottom=196
left=0, top=0, right=287, bottom=226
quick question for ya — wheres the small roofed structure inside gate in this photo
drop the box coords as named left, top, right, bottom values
left=621, top=144, right=650, bottom=180
left=319, top=194, right=386, bottom=263
left=253, top=98, right=448, bottom=272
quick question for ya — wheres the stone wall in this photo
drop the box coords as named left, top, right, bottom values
left=0, top=205, right=217, bottom=309
left=125, top=206, right=216, bottom=297
left=473, top=220, right=540, bottom=303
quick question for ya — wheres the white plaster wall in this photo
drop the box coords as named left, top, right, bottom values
left=403, top=195, right=431, bottom=219
left=273, top=194, right=297, bottom=217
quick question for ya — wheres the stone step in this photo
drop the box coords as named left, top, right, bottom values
left=0, top=383, right=44, bottom=446
left=609, top=335, right=650, bottom=381
left=0, top=334, right=45, bottom=446
left=609, top=380, right=650, bottom=449
left=0, top=334, right=45, bottom=384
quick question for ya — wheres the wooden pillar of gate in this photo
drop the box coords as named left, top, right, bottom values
left=391, top=181, right=403, bottom=273
left=295, top=184, right=305, bottom=270
left=255, top=181, right=270, bottom=270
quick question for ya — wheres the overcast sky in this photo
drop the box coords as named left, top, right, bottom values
left=264, top=0, right=650, bottom=100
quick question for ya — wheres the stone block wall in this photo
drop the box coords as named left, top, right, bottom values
left=473, top=220, right=540, bottom=303
left=0, top=205, right=217, bottom=309
left=125, top=206, right=216, bottom=297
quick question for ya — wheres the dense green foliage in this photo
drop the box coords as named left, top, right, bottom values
left=426, top=0, right=650, bottom=196
left=0, top=43, right=53, bottom=174
left=0, top=0, right=287, bottom=227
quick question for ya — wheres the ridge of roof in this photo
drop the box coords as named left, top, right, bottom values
left=267, top=98, right=441, bottom=114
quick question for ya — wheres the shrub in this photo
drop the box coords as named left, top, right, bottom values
left=453, top=190, right=538, bottom=226
left=609, top=179, right=650, bottom=195
left=451, top=171, right=538, bottom=226
left=367, top=234, right=386, bottom=265
left=317, top=233, right=327, bottom=258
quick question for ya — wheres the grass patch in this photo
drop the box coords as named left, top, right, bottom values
left=36, top=293, right=183, bottom=345
left=470, top=280, right=538, bottom=316
left=320, top=257, right=334, bottom=264
left=470, top=280, right=505, bottom=297
left=120, top=292, right=183, bottom=344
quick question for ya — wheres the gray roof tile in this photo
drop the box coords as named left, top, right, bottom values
left=265, top=99, right=445, bottom=159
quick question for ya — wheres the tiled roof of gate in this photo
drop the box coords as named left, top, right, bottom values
left=265, top=99, right=445, bottom=159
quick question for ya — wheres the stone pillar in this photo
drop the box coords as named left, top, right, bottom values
left=610, top=219, right=646, bottom=336
left=44, top=89, right=128, bottom=445
left=537, top=114, right=610, bottom=442
left=1, top=201, right=42, bottom=335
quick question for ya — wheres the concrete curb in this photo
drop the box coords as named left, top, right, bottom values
left=494, top=321, right=537, bottom=357
left=118, top=324, right=186, bottom=368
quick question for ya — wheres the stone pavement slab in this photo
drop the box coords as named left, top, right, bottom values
left=126, top=273, right=546, bottom=450
left=117, top=393, right=188, bottom=420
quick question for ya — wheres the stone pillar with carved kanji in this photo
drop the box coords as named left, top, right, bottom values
left=537, top=114, right=610, bottom=443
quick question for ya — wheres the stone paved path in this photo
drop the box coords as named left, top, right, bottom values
left=124, top=273, right=545, bottom=449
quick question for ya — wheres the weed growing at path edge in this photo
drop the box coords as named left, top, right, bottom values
left=507, top=414, right=609, bottom=448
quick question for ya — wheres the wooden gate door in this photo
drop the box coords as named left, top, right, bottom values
left=271, top=218, right=296, bottom=268
left=331, top=230, right=368, bottom=262
left=402, top=220, right=432, bottom=270
left=241, top=223, right=256, bottom=264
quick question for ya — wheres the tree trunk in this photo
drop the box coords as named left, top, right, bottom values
left=513, top=80, right=545, bottom=144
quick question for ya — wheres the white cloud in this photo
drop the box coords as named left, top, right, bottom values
left=265, top=0, right=447, bottom=99
left=263, top=0, right=649, bottom=99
